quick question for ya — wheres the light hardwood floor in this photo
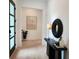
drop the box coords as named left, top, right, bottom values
left=22, top=39, right=42, bottom=49
left=10, top=39, right=48, bottom=59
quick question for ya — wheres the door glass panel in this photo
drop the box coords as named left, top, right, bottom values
left=10, top=37, right=14, bottom=49
left=10, top=15, right=14, bottom=26
left=10, top=2, right=14, bottom=15
left=10, top=27, right=14, bottom=38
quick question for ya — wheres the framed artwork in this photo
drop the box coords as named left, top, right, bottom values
left=26, top=16, right=37, bottom=30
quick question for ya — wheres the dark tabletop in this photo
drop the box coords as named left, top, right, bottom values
left=44, top=38, right=67, bottom=51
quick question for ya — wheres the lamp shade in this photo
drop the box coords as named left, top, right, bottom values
left=47, top=24, right=52, bottom=29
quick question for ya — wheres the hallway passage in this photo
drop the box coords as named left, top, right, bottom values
left=10, top=39, right=48, bottom=59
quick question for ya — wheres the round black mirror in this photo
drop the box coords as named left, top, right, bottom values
left=52, top=19, right=63, bottom=38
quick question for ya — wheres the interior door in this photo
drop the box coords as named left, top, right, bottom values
left=9, top=0, right=16, bottom=56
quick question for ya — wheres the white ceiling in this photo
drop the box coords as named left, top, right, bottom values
left=19, top=0, right=48, bottom=2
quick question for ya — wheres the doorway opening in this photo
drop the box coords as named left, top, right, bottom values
left=21, top=7, right=43, bottom=49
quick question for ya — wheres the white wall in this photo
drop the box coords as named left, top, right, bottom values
left=22, top=7, right=42, bottom=40
left=16, top=0, right=22, bottom=48
left=13, top=0, right=22, bottom=48
left=47, top=0, right=69, bottom=59
left=16, top=0, right=47, bottom=47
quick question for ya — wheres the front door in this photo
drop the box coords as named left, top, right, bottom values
left=9, top=0, right=16, bottom=56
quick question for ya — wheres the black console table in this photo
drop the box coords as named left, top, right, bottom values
left=44, top=38, right=67, bottom=59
